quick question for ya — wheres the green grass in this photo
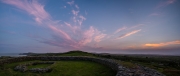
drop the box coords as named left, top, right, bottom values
left=47, top=61, right=116, bottom=76
left=31, top=50, right=95, bottom=57
left=28, top=64, right=52, bottom=69
left=0, top=60, right=116, bottom=76
left=59, top=52, right=94, bottom=56
left=1, top=60, right=40, bottom=69
left=117, top=61, right=137, bottom=68
left=134, top=61, right=180, bottom=76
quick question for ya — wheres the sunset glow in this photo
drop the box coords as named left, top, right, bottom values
left=0, top=0, right=180, bottom=55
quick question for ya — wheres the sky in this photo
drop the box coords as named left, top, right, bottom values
left=0, top=0, right=180, bottom=55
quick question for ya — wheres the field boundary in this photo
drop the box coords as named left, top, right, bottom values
left=0, top=56, right=165, bottom=76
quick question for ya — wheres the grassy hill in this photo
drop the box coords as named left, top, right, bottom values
left=1, top=50, right=180, bottom=76
left=30, top=50, right=94, bottom=57
left=0, top=60, right=116, bottom=76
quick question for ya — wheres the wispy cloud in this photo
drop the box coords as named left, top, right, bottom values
left=72, top=10, right=79, bottom=16
left=71, top=9, right=86, bottom=26
left=129, top=24, right=144, bottom=29
left=93, top=29, right=106, bottom=42
left=75, top=5, right=79, bottom=9
left=48, top=25, right=72, bottom=40
left=117, top=29, right=141, bottom=39
left=78, top=15, right=86, bottom=26
left=1, top=0, right=50, bottom=24
left=64, top=6, right=66, bottom=8
left=145, top=40, right=180, bottom=47
left=79, top=26, right=95, bottom=45
left=1, top=0, right=106, bottom=49
left=94, top=34, right=106, bottom=42
left=157, top=0, right=176, bottom=8
left=114, top=26, right=126, bottom=34
left=1, top=0, right=143, bottom=50
left=67, top=1, right=74, bottom=6
left=149, top=13, right=160, bottom=16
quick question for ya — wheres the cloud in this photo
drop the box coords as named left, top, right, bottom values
left=94, top=34, right=106, bottom=42
left=117, top=29, right=141, bottom=39
left=48, top=25, right=72, bottom=40
left=78, top=15, right=86, bottom=26
left=114, top=26, right=126, bottom=34
left=1, top=0, right=106, bottom=49
left=1, top=0, right=50, bottom=24
left=149, top=13, right=160, bottom=16
left=71, top=9, right=86, bottom=26
left=77, top=26, right=106, bottom=45
left=75, top=5, right=79, bottom=9
left=64, top=6, right=66, bottom=8
left=72, top=10, right=79, bottom=16
left=67, top=1, right=74, bottom=5
left=157, top=0, right=176, bottom=8
left=129, top=24, right=144, bottom=29
left=145, top=40, right=180, bottom=47
left=79, top=26, right=95, bottom=45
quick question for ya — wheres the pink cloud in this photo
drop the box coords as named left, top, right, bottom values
left=72, top=10, right=79, bottom=16
left=145, top=40, right=180, bottom=47
left=167, top=0, right=176, bottom=4
left=129, top=24, right=144, bottom=29
left=94, top=34, right=106, bottom=42
left=67, top=1, right=74, bottom=5
left=1, top=0, right=50, bottom=24
left=71, top=9, right=86, bottom=26
left=64, top=22, right=80, bottom=34
left=157, top=0, right=176, bottom=8
left=1, top=0, right=132, bottom=50
left=75, top=26, right=107, bottom=46
left=149, top=13, right=160, bottom=16
left=75, top=5, right=79, bottom=9
left=78, top=15, right=86, bottom=26
left=117, top=29, right=141, bottom=39
left=48, top=25, right=72, bottom=40
left=114, top=26, right=127, bottom=34
left=80, top=26, right=95, bottom=45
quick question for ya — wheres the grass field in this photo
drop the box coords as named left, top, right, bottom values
left=30, top=51, right=95, bottom=57
left=0, top=60, right=116, bottom=76
left=96, top=53, right=180, bottom=76
left=1, top=50, right=180, bottom=76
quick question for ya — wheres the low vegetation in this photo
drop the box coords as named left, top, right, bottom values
left=0, top=60, right=116, bottom=76
left=94, top=53, right=180, bottom=76
left=1, top=50, right=180, bottom=76
left=30, top=50, right=94, bottom=57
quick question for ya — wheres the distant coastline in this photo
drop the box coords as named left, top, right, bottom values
left=0, top=53, right=26, bottom=57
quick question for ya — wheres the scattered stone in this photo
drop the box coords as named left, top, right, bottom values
left=14, top=65, right=27, bottom=72
left=1, top=56, right=166, bottom=76
left=14, top=61, right=54, bottom=73
left=29, top=68, right=52, bottom=73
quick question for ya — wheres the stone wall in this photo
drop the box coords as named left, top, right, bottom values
left=0, top=56, right=165, bottom=76
left=14, top=61, right=54, bottom=73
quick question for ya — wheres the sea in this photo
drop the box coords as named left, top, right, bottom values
left=0, top=53, right=27, bottom=57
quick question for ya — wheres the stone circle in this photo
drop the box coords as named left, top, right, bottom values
left=14, top=61, right=54, bottom=73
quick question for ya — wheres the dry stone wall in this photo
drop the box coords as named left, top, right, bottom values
left=0, top=56, right=165, bottom=76
left=14, top=61, right=54, bottom=73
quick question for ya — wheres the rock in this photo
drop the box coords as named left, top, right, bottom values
left=2, top=56, right=166, bottom=76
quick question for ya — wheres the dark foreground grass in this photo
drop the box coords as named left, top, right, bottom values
left=28, top=64, right=52, bottom=69
left=0, top=60, right=116, bottom=76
